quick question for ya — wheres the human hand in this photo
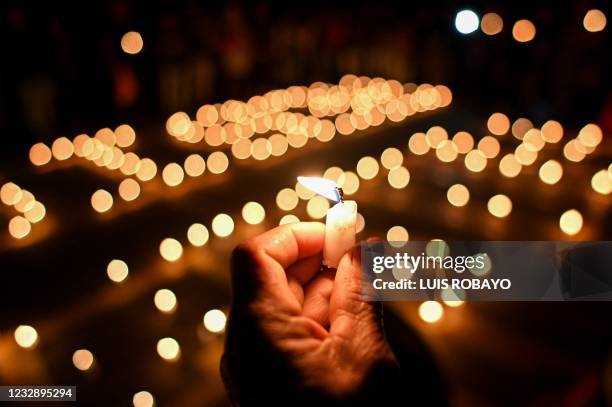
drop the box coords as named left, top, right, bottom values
left=221, top=222, right=401, bottom=405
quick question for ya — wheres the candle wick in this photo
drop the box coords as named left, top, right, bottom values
left=336, top=187, right=344, bottom=203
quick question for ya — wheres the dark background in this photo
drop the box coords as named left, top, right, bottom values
left=1, top=1, right=610, bottom=161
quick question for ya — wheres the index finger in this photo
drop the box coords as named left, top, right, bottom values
left=250, top=221, right=325, bottom=269
left=231, top=222, right=325, bottom=297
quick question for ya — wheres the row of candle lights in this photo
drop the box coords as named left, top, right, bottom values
left=78, top=111, right=608, bottom=246
left=117, top=8, right=607, bottom=62
left=456, top=9, right=606, bottom=39
left=17, top=78, right=451, bottom=220
left=166, top=77, right=451, bottom=146
left=0, top=182, right=47, bottom=239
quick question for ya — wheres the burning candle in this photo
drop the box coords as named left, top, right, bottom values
left=297, top=176, right=357, bottom=268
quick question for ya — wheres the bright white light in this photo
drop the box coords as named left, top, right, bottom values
left=455, top=10, right=479, bottom=34
left=297, top=176, right=340, bottom=202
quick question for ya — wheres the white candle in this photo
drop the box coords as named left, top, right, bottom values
left=297, top=177, right=358, bottom=268
left=323, top=200, right=357, bottom=267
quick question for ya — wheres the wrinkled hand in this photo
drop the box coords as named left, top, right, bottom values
left=221, top=222, right=401, bottom=405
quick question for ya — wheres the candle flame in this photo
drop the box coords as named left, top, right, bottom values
left=297, top=176, right=341, bottom=202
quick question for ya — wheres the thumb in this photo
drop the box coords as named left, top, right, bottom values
left=329, top=246, right=382, bottom=337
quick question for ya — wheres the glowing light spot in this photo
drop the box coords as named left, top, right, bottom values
left=441, top=288, right=465, bottom=307
left=29, top=143, right=52, bottom=166
left=447, top=184, right=470, bottom=207
left=499, top=154, right=522, bottom=178
left=86, top=139, right=104, bottom=161
left=14, top=325, right=38, bottom=348
left=583, top=9, right=606, bottom=32
left=118, top=178, right=141, bottom=201
left=159, top=238, right=183, bottom=262
left=481, top=12, right=503, bottom=35
left=95, top=128, right=116, bottom=147
left=73, top=135, right=92, bottom=157
left=577, top=124, right=603, bottom=148
left=51, top=137, right=74, bottom=160
left=338, top=171, right=360, bottom=195
left=269, top=134, right=289, bottom=156
left=306, top=196, right=330, bottom=219
left=91, top=189, right=113, bottom=213
left=276, top=188, right=299, bottom=211
left=115, top=124, right=136, bottom=148
left=107, top=259, right=128, bottom=283
left=387, top=166, right=410, bottom=189
left=251, top=138, right=272, bottom=160
left=316, top=120, right=336, bottom=142
left=73, top=349, right=94, bottom=371
left=1, top=182, right=23, bottom=205
left=355, top=213, right=366, bottom=233
left=487, top=113, right=510, bottom=135
left=455, top=10, right=479, bottom=34
left=381, top=148, right=403, bottom=170
left=136, top=158, right=157, bottom=181
left=121, top=152, right=141, bottom=176
left=279, top=214, right=300, bottom=225
left=487, top=194, right=512, bottom=218
left=157, top=337, right=180, bottom=361
left=14, top=190, right=35, bottom=213
left=452, top=131, right=474, bottom=154
left=154, top=289, right=177, bottom=313
left=538, top=160, right=563, bottom=185
left=426, top=239, right=450, bottom=257
left=541, top=120, right=563, bottom=143
left=591, top=169, right=611, bottom=195
left=24, top=201, right=46, bottom=223
left=515, top=144, right=538, bottom=165
left=203, top=309, right=227, bottom=333
left=323, top=167, right=344, bottom=183
left=184, top=154, right=206, bottom=177
left=207, top=151, right=229, bottom=174
left=408, top=132, right=430, bottom=155
left=295, top=181, right=316, bottom=200
left=242, top=201, right=265, bottom=225
left=166, top=112, right=191, bottom=137
left=356, top=156, right=379, bottom=180
left=575, top=140, right=595, bottom=156
left=121, top=31, right=143, bottom=54
left=511, top=118, right=533, bottom=139
left=563, top=140, right=585, bottom=162
left=196, top=105, right=219, bottom=127
left=478, top=136, right=501, bottom=159
left=8, top=216, right=31, bottom=239
left=464, top=150, right=487, bottom=172
left=133, top=391, right=154, bottom=407
left=559, top=209, right=583, bottom=236
left=231, top=138, right=252, bottom=160
left=387, top=226, right=409, bottom=246
left=212, top=213, right=234, bottom=237
left=187, top=223, right=209, bottom=247
left=425, top=126, right=448, bottom=148
left=419, top=301, right=443, bottom=323
left=162, top=163, right=184, bottom=187
left=335, top=113, right=354, bottom=135
left=512, top=19, right=536, bottom=42
left=523, top=129, right=545, bottom=152
left=436, top=140, right=459, bottom=162
left=107, top=147, right=125, bottom=170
